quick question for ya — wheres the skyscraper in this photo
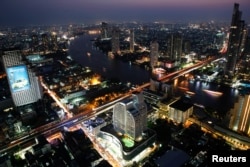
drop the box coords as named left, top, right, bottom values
left=150, top=40, right=159, bottom=69
left=228, top=95, right=250, bottom=136
left=101, top=22, right=108, bottom=39
left=1, top=50, right=43, bottom=107
left=225, top=3, right=246, bottom=76
left=113, top=93, right=147, bottom=141
left=51, top=32, right=58, bottom=51
left=31, top=34, right=39, bottom=52
left=167, top=33, right=183, bottom=62
left=41, top=33, right=49, bottom=54
left=99, top=93, right=156, bottom=161
left=129, top=29, right=134, bottom=53
left=111, top=27, right=120, bottom=54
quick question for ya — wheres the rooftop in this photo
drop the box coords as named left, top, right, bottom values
left=100, top=124, right=156, bottom=153
left=169, top=99, right=193, bottom=111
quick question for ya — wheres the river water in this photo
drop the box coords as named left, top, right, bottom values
left=68, top=34, right=150, bottom=85
left=69, top=34, right=239, bottom=114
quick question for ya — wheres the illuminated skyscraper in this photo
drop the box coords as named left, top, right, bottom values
left=129, top=29, right=134, bottom=52
left=99, top=93, right=156, bottom=161
left=225, top=3, right=246, bottom=75
left=51, top=32, right=58, bottom=51
left=229, top=95, right=250, bottom=136
left=113, top=93, right=147, bottom=140
left=167, top=33, right=183, bottom=62
left=1, top=50, right=43, bottom=106
left=150, top=40, right=159, bottom=69
left=111, top=27, right=120, bottom=54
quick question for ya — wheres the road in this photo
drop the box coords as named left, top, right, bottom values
left=0, top=56, right=218, bottom=154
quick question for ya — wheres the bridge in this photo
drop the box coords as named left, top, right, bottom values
left=0, top=56, right=221, bottom=154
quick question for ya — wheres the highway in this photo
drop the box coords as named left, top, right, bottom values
left=0, top=56, right=219, bottom=154
left=187, top=118, right=250, bottom=150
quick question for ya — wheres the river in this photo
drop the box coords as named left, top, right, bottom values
left=68, top=34, right=150, bottom=86
left=69, top=34, right=239, bottom=114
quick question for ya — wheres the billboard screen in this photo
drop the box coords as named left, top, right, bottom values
left=6, top=65, right=30, bottom=92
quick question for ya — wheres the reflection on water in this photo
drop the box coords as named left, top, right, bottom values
left=203, top=89, right=223, bottom=97
left=176, top=78, right=239, bottom=114
left=68, top=34, right=150, bottom=85
left=69, top=34, right=238, bottom=115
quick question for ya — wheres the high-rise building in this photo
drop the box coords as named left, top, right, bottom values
left=225, top=3, right=246, bottom=75
left=113, top=93, right=147, bottom=141
left=150, top=40, right=159, bottom=69
left=228, top=94, right=250, bottom=136
left=111, top=27, right=120, bottom=54
left=1, top=50, right=43, bottom=107
left=167, top=33, right=183, bottom=62
left=41, top=33, right=49, bottom=54
left=129, top=29, right=134, bottom=52
left=31, top=34, right=39, bottom=52
left=101, top=22, right=109, bottom=39
left=183, top=40, right=191, bottom=54
left=99, top=93, right=156, bottom=161
left=51, top=32, right=58, bottom=51
left=239, top=22, right=248, bottom=58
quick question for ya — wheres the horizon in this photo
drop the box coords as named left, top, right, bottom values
left=0, top=0, right=250, bottom=26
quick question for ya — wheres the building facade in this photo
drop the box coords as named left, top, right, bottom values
left=168, top=99, right=193, bottom=124
left=129, top=29, right=134, bottom=52
left=167, top=33, right=183, bottom=62
left=99, top=93, right=156, bottom=161
left=229, top=95, right=250, bottom=136
left=113, top=93, right=147, bottom=141
left=150, top=40, right=159, bottom=69
left=101, top=22, right=109, bottom=39
left=1, top=50, right=43, bottom=106
left=225, top=3, right=247, bottom=75
left=111, top=27, right=120, bottom=54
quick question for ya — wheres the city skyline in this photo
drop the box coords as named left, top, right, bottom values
left=1, top=0, right=250, bottom=26
left=1, top=1, right=250, bottom=166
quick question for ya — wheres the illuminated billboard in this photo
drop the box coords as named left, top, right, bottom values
left=6, top=65, right=30, bottom=92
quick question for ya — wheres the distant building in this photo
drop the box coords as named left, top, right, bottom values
left=225, top=3, right=247, bottom=76
left=148, top=79, right=174, bottom=98
left=168, top=99, right=193, bottom=124
left=228, top=94, right=250, bottom=136
left=51, top=32, right=58, bottom=51
left=1, top=50, right=43, bottom=107
left=183, top=40, right=191, bottom=54
left=167, top=33, right=183, bottom=62
left=142, top=89, right=166, bottom=106
left=31, top=34, right=39, bottom=52
left=129, top=29, right=134, bottom=52
left=149, top=40, right=159, bottom=69
left=41, top=33, right=49, bottom=54
left=101, top=22, right=109, bottom=39
left=111, top=27, right=120, bottom=54
left=158, top=97, right=177, bottom=118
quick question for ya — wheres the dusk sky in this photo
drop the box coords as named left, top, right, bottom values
left=1, top=0, right=250, bottom=26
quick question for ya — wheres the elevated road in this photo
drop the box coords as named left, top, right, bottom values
left=0, top=56, right=219, bottom=154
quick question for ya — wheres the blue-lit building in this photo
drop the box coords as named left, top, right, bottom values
left=1, top=50, right=43, bottom=107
